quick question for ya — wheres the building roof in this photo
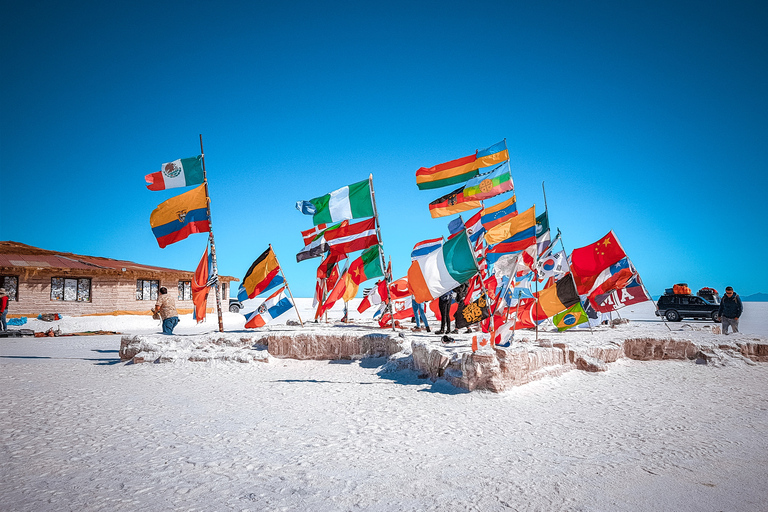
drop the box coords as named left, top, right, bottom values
left=0, top=241, right=238, bottom=281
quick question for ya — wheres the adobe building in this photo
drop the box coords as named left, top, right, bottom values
left=0, top=241, right=238, bottom=317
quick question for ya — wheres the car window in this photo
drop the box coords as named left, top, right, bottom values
left=680, top=297, right=689, bottom=305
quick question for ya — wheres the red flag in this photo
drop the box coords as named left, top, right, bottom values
left=318, top=267, right=348, bottom=318
left=301, top=223, right=328, bottom=246
left=389, top=277, right=411, bottom=300
left=570, top=231, right=626, bottom=277
left=191, top=246, right=211, bottom=323
left=324, top=218, right=378, bottom=256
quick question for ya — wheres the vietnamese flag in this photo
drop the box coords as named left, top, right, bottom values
left=570, top=231, right=627, bottom=277
left=342, top=246, right=384, bottom=302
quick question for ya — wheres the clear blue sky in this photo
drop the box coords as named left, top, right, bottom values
left=2, top=0, right=766, bottom=298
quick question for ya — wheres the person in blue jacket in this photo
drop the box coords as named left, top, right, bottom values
left=717, top=286, right=743, bottom=335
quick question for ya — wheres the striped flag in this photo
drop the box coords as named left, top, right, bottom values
left=407, top=231, right=478, bottom=303
left=296, top=179, right=374, bottom=226
left=411, top=237, right=444, bottom=260
left=416, top=140, right=509, bottom=190
left=324, top=218, right=378, bottom=256
left=481, top=195, right=517, bottom=230
left=145, top=155, right=204, bottom=191
left=244, top=287, right=293, bottom=328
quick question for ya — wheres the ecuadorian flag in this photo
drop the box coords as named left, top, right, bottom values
left=150, top=184, right=210, bottom=248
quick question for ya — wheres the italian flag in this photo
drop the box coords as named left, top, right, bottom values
left=407, top=231, right=478, bottom=303
left=145, top=155, right=205, bottom=191
left=307, top=179, right=375, bottom=226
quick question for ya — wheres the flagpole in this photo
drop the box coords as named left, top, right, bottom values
left=460, top=228, right=489, bottom=340
left=611, top=231, right=670, bottom=332
left=199, top=134, right=225, bottom=333
left=557, top=229, right=594, bottom=335
left=270, top=244, right=303, bottom=327
left=368, top=174, right=396, bottom=332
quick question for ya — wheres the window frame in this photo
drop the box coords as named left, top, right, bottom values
left=136, top=279, right=160, bottom=301
left=178, top=280, right=192, bottom=301
left=50, top=277, right=92, bottom=302
left=1, top=275, right=19, bottom=301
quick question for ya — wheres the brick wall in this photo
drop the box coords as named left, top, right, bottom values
left=6, top=273, right=232, bottom=317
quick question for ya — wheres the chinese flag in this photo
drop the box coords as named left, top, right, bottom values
left=570, top=231, right=626, bottom=277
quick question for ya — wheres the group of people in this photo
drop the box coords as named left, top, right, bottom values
left=410, top=282, right=474, bottom=335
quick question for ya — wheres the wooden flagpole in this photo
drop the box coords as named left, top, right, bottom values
left=199, top=134, right=224, bottom=333
left=368, top=174, right=395, bottom=332
left=270, top=244, right=303, bottom=327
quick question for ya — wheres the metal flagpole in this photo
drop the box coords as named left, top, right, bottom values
left=270, top=244, right=303, bottom=327
left=368, top=174, right=396, bottom=332
left=557, top=228, right=594, bottom=335
left=461, top=227, right=489, bottom=339
left=199, top=134, right=224, bottom=333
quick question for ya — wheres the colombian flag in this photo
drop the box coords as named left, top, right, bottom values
left=150, top=184, right=210, bottom=249
left=416, top=140, right=509, bottom=190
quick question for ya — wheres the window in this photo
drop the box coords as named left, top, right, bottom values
left=136, top=279, right=159, bottom=301
left=1, top=275, right=18, bottom=300
left=221, top=282, right=228, bottom=300
left=51, top=277, right=91, bottom=302
left=178, top=281, right=192, bottom=301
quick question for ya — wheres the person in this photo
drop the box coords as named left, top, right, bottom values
left=411, top=300, right=430, bottom=332
left=153, top=287, right=179, bottom=335
left=717, top=286, right=742, bottom=335
left=0, top=288, right=9, bottom=331
left=454, top=282, right=472, bottom=334
left=435, top=290, right=455, bottom=335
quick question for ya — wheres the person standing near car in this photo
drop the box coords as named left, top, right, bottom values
left=717, top=286, right=742, bottom=335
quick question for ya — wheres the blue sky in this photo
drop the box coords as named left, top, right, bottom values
left=1, top=0, right=766, bottom=298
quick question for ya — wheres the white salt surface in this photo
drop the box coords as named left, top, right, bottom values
left=2, top=302, right=768, bottom=511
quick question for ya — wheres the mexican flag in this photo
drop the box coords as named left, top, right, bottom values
left=407, top=231, right=478, bottom=303
left=145, top=155, right=205, bottom=191
left=297, top=179, right=375, bottom=226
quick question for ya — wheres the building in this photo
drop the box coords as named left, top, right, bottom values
left=0, top=241, right=238, bottom=317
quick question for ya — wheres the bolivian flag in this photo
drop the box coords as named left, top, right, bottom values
left=416, top=140, right=509, bottom=190
left=150, top=184, right=210, bottom=248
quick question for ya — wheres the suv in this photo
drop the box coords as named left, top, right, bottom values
left=655, top=294, right=719, bottom=322
left=228, top=297, right=243, bottom=313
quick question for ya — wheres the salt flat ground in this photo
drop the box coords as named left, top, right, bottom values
left=1, top=303, right=767, bottom=511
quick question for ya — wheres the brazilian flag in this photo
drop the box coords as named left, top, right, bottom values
left=553, top=302, right=589, bottom=331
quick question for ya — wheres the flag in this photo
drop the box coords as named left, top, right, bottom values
left=317, top=265, right=348, bottom=317
left=317, top=252, right=343, bottom=280
left=416, top=140, right=509, bottom=190
left=358, top=280, right=387, bottom=313
left=461, top=163, right=514, bottom=201
left=297, top=179, right=374, bottom=226
left=408, top=231, right=478, bottom=303
left=588, top=267, right=636, bottom=306
left=447, top=216, right=465, bottom=238
left=465, top=211, right=485, bottom=243
left=341, top=245, right=384, bottom=301
left=590, top=276, right=650, bottom=313
left=552, top=302, right=589, bottom=331
left=411, top=237, right=443, bottom=260
left=244, top=287, right=293, bottom=328
left=191, top=245, right=212, bottom=323
left=455, top=293, right=491, bottom=329
left=534, top=237, right=569, bottom=285
left=296, top=236, right=329, bottom=262
left=324, top=218, right=378, bottom=256
left=300, top=223, right=328, bottom=245
left=378, top=296, right=414, bottom=327
left=570, top=231, right=627, bottom=277
left=535, top=273, right=580, bottom=318
left=145, top=155, right=204, bottom=191
left=481, top=195, right=517, bottom=230
left=484, top=205, right=535, bottom=246
left=389, top=276, right=412, bottom=300
left=428, top=186, right=482, bottom=218
left=239, top=247, right=280, bottom=300
left=150, top=184, right=210, bottom=249
left=535, top=211, right=551, bottom=254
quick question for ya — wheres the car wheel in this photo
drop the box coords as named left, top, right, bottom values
left=665, top=310, right=680, bottom=322
left=229, top=304, right=240, bottom=313
left=711, top=311, right=719, bottom=322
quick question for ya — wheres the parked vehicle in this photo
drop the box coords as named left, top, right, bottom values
left=696, top=287, right=720, bottom=305
left=655, top=293, right=719, bottom=322
left=228, top=297, right=243, bottom=313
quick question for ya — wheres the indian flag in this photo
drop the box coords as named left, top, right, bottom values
left=407, top=231, right=478, bottom=303
left=145, top=155, right=205, bottom=191
left=297, top=179, right=375, bottom=226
